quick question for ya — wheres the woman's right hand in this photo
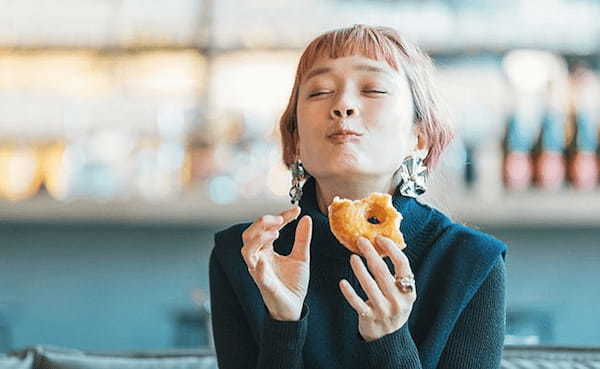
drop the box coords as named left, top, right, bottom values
left=241, top=206, right=312, bottom=322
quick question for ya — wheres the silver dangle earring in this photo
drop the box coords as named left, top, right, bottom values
left=289, top=158, right=307, bottom=205
left=398, top=152, right=428, bottom=198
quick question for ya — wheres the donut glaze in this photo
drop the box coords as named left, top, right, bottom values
left=328, top=193, right=406, bottom=256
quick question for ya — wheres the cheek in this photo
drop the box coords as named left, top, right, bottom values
left=297, top=104, right=328, bottom=141
left=298, top=101, right=325, bottom=121
left=366, top=106, right=415, bottom=160
left=368, top=106, right=411, bottom=139
left=296, top=120, right=323, bottom=158
left=297, top=101, right=318, bottom=128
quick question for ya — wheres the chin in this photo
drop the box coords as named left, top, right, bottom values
left=311, top=163, right=371, bottom=179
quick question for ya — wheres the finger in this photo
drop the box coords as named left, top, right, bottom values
left=259, top=214, right=285, bottom=229
left=375, top=236, right=414, bottom=280
left=350, top=254, right=387, bottom=311
left=246, top=227, right=280, bottom=246
left=242, top=229, right=279, bottom=269
left=290, top=215, right=312, bottom=262
left=242, top=214, right=283, bottom=247
left=252, top=207, right=300, bottom=238
left=253, top=229, right=280, bottom=252
left=339, top=279, right=371, bottom=317
left=277, top=206, right=301, bottom=230
left=357, top=237, right=399, bottom=300
left=242, top=207, right=300, bottom=272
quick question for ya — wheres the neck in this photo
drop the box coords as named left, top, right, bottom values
left=314, top=175, right=399, bottom=216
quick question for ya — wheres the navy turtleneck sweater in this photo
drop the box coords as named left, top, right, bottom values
left=209, top=177, right=507, bottom=369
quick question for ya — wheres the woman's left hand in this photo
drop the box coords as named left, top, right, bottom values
left=339, top=235, right=417, bottom=342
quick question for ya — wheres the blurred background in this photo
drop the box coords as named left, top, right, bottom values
left=1, top=0, right=599, bottom=353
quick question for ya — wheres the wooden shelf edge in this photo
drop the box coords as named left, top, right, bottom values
left=1, top=191, right=600, bottom=228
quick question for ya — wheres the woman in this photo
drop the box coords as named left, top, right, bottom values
left=209, top=24, right=507, bottom=369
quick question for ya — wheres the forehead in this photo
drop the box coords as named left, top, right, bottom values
left=301, top=55, right=405, bottom=85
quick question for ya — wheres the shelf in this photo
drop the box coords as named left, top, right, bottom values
left=1, top=191, right=599, bottom=228
left=3, top=2, right=599, bottom=56
left=442, top=191, right=600, bottom=228
left=0, top=194, right=291, bottom=227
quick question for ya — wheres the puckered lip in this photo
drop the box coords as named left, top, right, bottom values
left=327, top=129, right=363, bottom=137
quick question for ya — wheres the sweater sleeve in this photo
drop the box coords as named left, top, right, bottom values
left=209, top=247, right=309, bottom=369
left=258, top=303, right=309, bottom=368
left=362, top=256, right=506, bottom=369
left=363, top=323, right=423, bottom=368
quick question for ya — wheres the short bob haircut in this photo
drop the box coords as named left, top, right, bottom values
left=279, top=24, right=454, bottom=172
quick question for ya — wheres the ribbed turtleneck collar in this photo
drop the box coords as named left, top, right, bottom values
left=297, top=176, right=441, bottom=264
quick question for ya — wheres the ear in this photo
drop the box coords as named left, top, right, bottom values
left=417, top=134, right=428, bottom=151
left=414, top=125, right=429, bottom=154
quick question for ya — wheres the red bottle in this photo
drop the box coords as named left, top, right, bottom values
left=532, top=81, right=568, bottom=191
left=567, top=65, right=599, bottom=190
left=532, top=109, right=567, bottom=191
left=503, top=111, right=535, bottom=191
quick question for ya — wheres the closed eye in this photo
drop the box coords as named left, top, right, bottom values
left=309, top=91, right=331, bottom=98
left=308, top=90, right=387, bottom=98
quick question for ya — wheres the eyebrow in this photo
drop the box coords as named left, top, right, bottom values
left=303, top=64, right=391, bottom=83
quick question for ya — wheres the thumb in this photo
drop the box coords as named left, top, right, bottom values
left=291, top=215, right=312, bottom=262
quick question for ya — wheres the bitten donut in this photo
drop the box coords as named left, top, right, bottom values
left=328, top=193, right=406, bottom=256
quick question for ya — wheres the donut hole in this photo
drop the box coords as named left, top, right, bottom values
left=367, top=217, right=381, bottom=224
left=365, top=205, right=387, bottom=226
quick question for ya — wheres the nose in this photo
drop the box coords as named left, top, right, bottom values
left=331, top=107, right=358, bottom=119
left=330, top=94, right=360, bottom=119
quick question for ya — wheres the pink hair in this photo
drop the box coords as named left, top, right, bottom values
left=279, top=24, right=454, bottom=170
